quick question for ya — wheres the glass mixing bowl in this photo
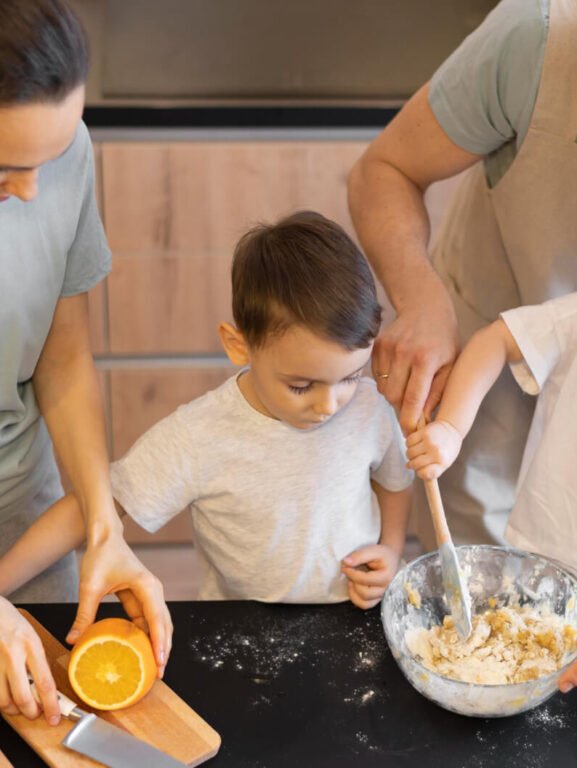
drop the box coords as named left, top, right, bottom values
left=381, top=545, right=577, bottom=717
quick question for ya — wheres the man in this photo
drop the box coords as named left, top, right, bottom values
left=348, top=0, right=577, bottom=548
left=0, top=0, right=171, bottom=725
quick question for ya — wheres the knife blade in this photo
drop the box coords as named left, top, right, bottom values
left=29, top=676, right=187, bottom=768
left=61, top=710, right=187, bottom=768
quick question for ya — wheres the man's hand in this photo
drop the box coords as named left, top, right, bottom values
left=0, top=598, right=61, bottom=725
left=372, top=290, right=459, bottom=435
left=341, top=544, right=401, bottom=609
left=405, top=419, right=462, bottom=480
left=67, top=537, right=173, bottom=676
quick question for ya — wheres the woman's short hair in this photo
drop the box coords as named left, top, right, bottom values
left=232, top=210, right=382, bottom=350
left=0, top=0, right=88, bottom=105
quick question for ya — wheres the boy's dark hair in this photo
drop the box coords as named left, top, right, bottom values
left=232, top=210, right=382, bottom=349
left=0, top=0, right=88, bottom=105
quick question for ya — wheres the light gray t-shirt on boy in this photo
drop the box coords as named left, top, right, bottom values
left=0, top=121, right=111, bottom=521
left=111, top=375, right=413, bottom=603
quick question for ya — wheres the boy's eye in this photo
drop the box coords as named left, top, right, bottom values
left=343, top=372, right=362, bottom=384
left=289, top=383, right=313, bottom=394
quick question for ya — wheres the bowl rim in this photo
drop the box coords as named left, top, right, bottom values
left=381, top=543, right=577, bottom=690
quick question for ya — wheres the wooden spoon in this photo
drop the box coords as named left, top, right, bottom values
left=418, top=415, right=472, bottom=640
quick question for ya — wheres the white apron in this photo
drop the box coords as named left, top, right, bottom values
left=415, top=0, right=577, bottom=548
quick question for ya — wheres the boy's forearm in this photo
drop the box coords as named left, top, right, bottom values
left=436, top=320, right=517, bottom=439
left=0, top=493, right=86, bottom=597
left=373, top=482, right=412, bottom=555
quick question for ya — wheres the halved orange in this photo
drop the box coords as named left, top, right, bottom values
left=68, top=618, right=157, bottom=711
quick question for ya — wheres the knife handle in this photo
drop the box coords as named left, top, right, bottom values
left=27, top=674, right=83, bottom=720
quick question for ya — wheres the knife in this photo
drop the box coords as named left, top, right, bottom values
left=29, top=677, right=187, bottom=768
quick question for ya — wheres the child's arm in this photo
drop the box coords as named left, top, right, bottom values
left=0, top=491, right=172, bottom=674
left=341, top=481, right=412, bottom=609
left=0, top=493, right=86, bottom=597
left=405, top=318, right=523, bottom=479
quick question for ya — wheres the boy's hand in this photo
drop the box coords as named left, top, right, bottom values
left=341, top=544, right=401, bottom=609
left=405, top=419, right=462, bottom=479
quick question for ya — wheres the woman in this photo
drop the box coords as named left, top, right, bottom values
left=0, top=0, right=171, bottom=725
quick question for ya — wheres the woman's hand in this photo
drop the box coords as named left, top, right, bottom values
left=341, top=544, right=401, bottom=609
left=0, top=598, right=61, bottom=724
left=67, top=536, right=173, bottom=676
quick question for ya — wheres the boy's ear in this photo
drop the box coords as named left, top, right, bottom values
left=218, top=322, right=250, bottom=366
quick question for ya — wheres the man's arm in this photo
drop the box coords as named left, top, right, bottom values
left=347, top=83, right=482, bottom=433
left=406, top=318, right=523, bottom=479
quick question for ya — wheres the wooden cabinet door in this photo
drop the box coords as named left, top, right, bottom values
left=100, top=140, right=367, bottom=355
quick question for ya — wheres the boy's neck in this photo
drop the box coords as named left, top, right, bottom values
left=236, top=369, right=277, bottom=421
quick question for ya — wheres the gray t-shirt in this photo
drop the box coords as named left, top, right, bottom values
left=111, top=374, right=413, bottom=602
left=429, top=0, right=549, bottom=187
left=0, top=121, right=111, bottom=520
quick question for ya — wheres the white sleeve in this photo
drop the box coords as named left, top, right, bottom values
left=110, top=404, right=198, bottom=533
left=501, top=293, right=577, bottom=395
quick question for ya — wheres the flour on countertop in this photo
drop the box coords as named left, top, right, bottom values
left=527, top=705, right=570, bottom=729
left=187, top=610, right=387, bottom=689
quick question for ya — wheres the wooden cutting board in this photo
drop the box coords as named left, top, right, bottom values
left=2, top=611, right=220, bottom=767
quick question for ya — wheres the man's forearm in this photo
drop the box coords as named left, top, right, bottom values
left=348, top=156, right=443, bottom=312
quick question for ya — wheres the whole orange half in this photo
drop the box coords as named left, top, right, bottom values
left=68, top=617, right=157, bottom=711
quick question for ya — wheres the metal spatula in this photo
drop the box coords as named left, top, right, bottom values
left=423, top=476, right=472, bottom=640
left=417, top=417, right=472, bottom=640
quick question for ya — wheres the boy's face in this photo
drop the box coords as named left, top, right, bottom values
left=0, top=85, right=85, bottom=203
left=240, top=325, right=373, bottom=430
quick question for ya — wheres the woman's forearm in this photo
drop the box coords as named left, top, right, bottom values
left=33, top=294, right=121, bottom=545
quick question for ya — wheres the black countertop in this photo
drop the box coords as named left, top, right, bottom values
left=2, top=601, right=577, bottom=768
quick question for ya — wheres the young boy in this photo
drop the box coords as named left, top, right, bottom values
left=0, top=211, right=413, bottom=610
left=404, top=291, right=577, bottom=692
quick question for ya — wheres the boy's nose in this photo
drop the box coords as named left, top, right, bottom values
left=314, top=387, right=339, bottom=416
